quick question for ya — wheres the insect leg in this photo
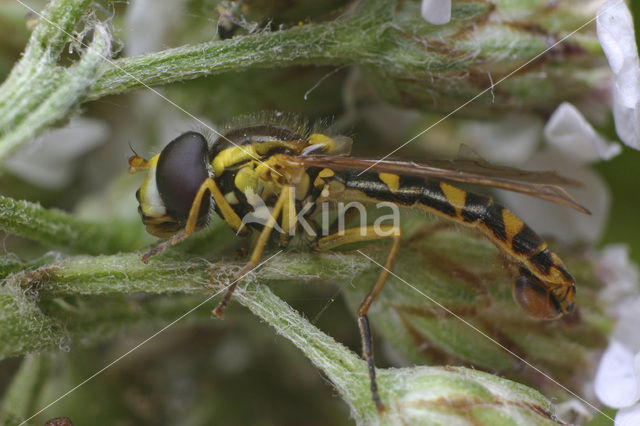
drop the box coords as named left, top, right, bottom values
left=279, top=186, right=297, bottom=246
left=314, top=224, right=402, bottom=413
left=141, top=177, right=249, bottom=263
left=185, top=177, right=247, bottom=235
left=213, top=186, right=291, bottom=317
left=141, top=230, right=190, bottom=263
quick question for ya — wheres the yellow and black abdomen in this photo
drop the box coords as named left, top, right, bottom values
left=320, top=170, right=575, bottom=318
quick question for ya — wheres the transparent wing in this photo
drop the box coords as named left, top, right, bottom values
left=280, top=155, right=590, bottom=214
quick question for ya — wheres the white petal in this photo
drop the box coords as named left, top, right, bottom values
left=597, top=1, right=634, bottom=74
left=596, top=0, right=640, bottom=149
left=494, top=149, right=610, bottom=244
left=421, top=0, right=451, bottom=25
left=614, top=298, right=640, bottom=354
left=636, top=351, right=640, bottom=387
left=597, top=245, right=640, bottom=314
left=612, top=89, right=640, bottom=149
left=597, top=245, right=639, bottom=290
left=361, top=102, right=421, bottom=143
left=460, top=115, right=542, bottom=163
left=616, top=404, right=640, bottom=426
left=595, top=341, right=640, bottom=408
left=125, top=0, right=184, bottom=56
left=544, top=102, right=621, bottom=162
left=4, top=118, right=109, bottom=189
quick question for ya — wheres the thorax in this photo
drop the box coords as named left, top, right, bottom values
left=210, top=125, right=325, bottom=232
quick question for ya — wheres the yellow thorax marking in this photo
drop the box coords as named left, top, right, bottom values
left=212, top=140, right=306, bottom=176
left=234, top=166, right=260, bottom=193
left=440, top=182, right=466, bottom=211
left=224, top=191, right=240, bottom=205
left=314, top=168, right=335, bottom=187
left=213, top=145, right=259, bottom=176
left=318, top=168, right=334, bottom=178
left=379, top=173, right=400, bottom=193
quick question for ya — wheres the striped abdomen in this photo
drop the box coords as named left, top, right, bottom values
left=319, top=170, right=575, bottom=319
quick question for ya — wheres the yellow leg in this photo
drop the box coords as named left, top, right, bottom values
left=185, top=177, right=247, bottom=235
left=279, top=186, right=297, bottom=246
left=213, top=186, right=291, bottom=317
left=142, top=178, right=249, bottom=263
left=314, top=224, right=402, bottom=413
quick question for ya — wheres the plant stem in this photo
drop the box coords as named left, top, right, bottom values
left=0, top=0, right=600, bottom=161
left=0, top=0, right=111, bottom=162
left=233, top=281, right=373, bottom=419
left=87, top=0, right=596, bottom=113
left=0, top=250, right=370, bottom=360
left=0, top=195, right=145, bottom=255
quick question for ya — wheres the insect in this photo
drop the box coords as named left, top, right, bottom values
left=128, top=120, right=587, bottom=413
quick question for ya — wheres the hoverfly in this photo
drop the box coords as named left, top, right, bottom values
left=128, top=120, right=587, bottom=412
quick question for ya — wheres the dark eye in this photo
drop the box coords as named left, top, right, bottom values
left=156, top=131, right=211, bottom=222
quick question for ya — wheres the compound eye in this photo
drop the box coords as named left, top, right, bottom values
left=513, top=275, right=563, bottom=320
left=156, top=131, right=211, bottom=222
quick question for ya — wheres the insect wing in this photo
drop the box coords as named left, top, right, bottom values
left=281, top=155, right=590, bottom=214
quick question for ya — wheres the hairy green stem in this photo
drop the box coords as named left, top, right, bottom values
left=86, top=0, right=574, bottom=99
left=1, top=249, right=565, bottom=424
left=0, top=0, right=91, bottom=124
left=0, top=195, right=146, bottom=255
left=0, top=0, right=600, bottom=163
left=87, top=12, right=378, bottom=98
left=0, top=0, right=110, bottom=162
left=85, top=0, right=599, bottom=118
left=232, top=282, right=373, bottom=419
left=0, top=250, right=370, bottom=360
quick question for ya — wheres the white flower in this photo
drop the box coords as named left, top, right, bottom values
left=125, top=0, right=184, bottom=56
left=544, top=102, right=621, bottom=163
left=597, top=245, right=640, bottom=312
left=594, top=245, right=640, bottom=425
left=596, top=0, right=640, bottom=149
left=617, top=406, right=640, bottom=426
left=595, top=340, right=640, bottom=408
left=421, top=0, right=451, bottom=25
left=493, top=149, right=610, bottom=245
left=459, top=115, right=542, bottom=163
left=4, top=117, right=109, bottom=189
left=458, top=114, right=611, bottom=245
